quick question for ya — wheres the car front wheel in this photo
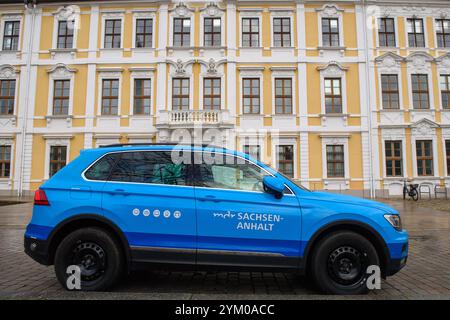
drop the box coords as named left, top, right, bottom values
left=310, top=231, right=380, bottom=295
left=54, top=227, right=124, bottom=291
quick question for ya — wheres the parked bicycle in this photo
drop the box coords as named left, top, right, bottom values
left=403, top=180, right=419, bottom=201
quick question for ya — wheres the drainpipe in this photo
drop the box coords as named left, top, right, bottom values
left=18, top=0, right=36, bottom=197
left=362, top=0, right=376, bottom=198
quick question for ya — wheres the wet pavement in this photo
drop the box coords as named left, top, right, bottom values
left=0, top=198, right=449, bottom=300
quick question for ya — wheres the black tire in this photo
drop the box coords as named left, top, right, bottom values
left=310, top=231, right=380, bottom=295
left=54, top=227, right=124, bottom=291
left=410, top=189, right=419, bottom=201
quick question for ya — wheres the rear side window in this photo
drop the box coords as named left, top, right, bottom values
left=84, top=153, right=119, bottom=180
left=108, top=151, right=191, bottom=186
left=196, top=153, right=266, bottom=192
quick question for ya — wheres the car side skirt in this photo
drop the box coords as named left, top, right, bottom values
left=130, top=246, right=302, bottom=272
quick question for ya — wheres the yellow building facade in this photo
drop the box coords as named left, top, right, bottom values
left=0, top=0, right=449, bottom=197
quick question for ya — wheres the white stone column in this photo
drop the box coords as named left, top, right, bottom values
left=156, top=4, right=168, bottom=124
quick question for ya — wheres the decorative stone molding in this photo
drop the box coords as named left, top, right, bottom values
left=375, top=52, right=404, bottom=71
left=0, top=134, right=14, bottom=146
left=200, top=2, right=225, bottom=17
left=411, top=118, right=439, bottom=137
left=405, top=52, right=434, bottom=73
left=169, top=2, right=194, bottom=16
left=129, top=66, right=156, bottom=78
left=315, top=4, right=344, bottom=17
left=96, top=67, right=123, bottom=78
left=316, top=61, right=348, bottom=76
left=436, top=53, right=450, bottom=74
left=42, top=134, right=74, bottom=144
left=53, top=5, right=80, bottom=21
left=198, top=58, right=227, bottom=75
left=46, top=63, right=77, bottom=76
left=377, top=6, right=450, bottom=18
left=132, top=9, right=157, bottom=17
left=0, top=65, right=19, bottom=79
left=167, top=59, right=190, bottom=75
left=381, top=128, right=405, bottom=140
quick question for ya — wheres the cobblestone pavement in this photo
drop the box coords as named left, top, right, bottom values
left=0, top=198, right=449, bottom=300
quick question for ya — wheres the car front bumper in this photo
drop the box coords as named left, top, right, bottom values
left=385, top=240, right=408, bottom=276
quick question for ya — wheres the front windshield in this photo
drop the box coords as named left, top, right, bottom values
left=277, top=171, right=311, bottom=192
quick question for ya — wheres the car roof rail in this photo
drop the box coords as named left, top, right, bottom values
left=99, top=143, right=225, bottom=149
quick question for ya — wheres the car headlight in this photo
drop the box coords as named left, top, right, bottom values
left=384, top=214, right=402, bottom=231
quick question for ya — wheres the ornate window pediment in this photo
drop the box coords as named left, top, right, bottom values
left=46, top=63, right=77, bottom=77
left=200, top=2, right=225, bottom=17
left=315, top=4, right=344, bottom=17
left=405, top=52, right=434, bottom=73
left=375, top=52, right=404, bottom=71
left=169, top=2, right=194, bottom=17
left=167, top=59, right=197, bottom=76
left=411, top=118, right=439, bottom=137
left=436, top=53, right=450, bottom=74
left=316, top=61, right=348, bottom=76
left=198, top=58, right=227, bottom=75
left=0, top=64, right=19, bottom=79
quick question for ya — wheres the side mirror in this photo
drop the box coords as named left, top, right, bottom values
left=263, top=176, right=284, bottom=199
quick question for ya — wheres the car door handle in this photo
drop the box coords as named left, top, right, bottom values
left=108, top=189, right=128, bottom=195
left=198, top=195, right=221, bottom=202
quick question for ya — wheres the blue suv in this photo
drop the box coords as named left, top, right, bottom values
left=24, top=144, right=408, bottom=294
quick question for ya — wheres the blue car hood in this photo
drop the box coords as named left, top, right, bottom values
left=305, top=191, right=396, bottom=214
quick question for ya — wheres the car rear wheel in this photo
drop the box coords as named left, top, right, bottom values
left=54, top=227, right=124, bottom=291
left=310, top=231, right=380, bottom=295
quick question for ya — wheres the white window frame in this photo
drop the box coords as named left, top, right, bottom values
left=273, top=138, right=298, bottom=179
left=271, top=67, right=296, bottom=115
left=0, top=13, right=22, bottom=52
left=316, top=4, right=344, bottom=48
left=129, top=67, right=155, bottom=116
left=0, top=64, right=19, bottom=117
left=378, top=72, right=403, bottom=110
left=132, top=10, right=156, bottom=49
left=200, top=3, right=225, bottom=47
left=404, top=16, right=428, bottom=49
left=270, top=10, right=294, bottom=48
left=320, top=135, right=350, bottom=181
left=439, top=73, right=450, bottom=110
left=199, top=60, right=225, bottom=110
left=46, top=64, right=76, bottom=116
left=100, top=12, right=125, bottom=49
left=407, top=70, right=434, bottom=111
left=51, top=7, right=79, bottom=50
left=43, top=135, right=72, bottom=180
left=0, top=138, right=13, bottom=180
left=381, top=138, right=407, bottom=179
left=168, top=63, right=194, bottom=111
left=97, top=68, right=123, bottom=116
left=434, top=17, right=450, bottom=49
left=411, top=136, right=438, bottom=178
left=374, top=52, right=405, bottom=110
left=169, top=3, right=195, bottom=48
left=375, top=16, right=399, bottom=48
left=239, top=9, right=263, bottom=48
left=436, top=54, right=450, bottom=110
left=317, top=62, right=348, bottom=115
left=239, top=67, right=264, bottom=116
left=443, top=136, right=450, bottom=177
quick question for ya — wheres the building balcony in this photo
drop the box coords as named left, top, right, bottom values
left=156, top=109, right=234, bottom=129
